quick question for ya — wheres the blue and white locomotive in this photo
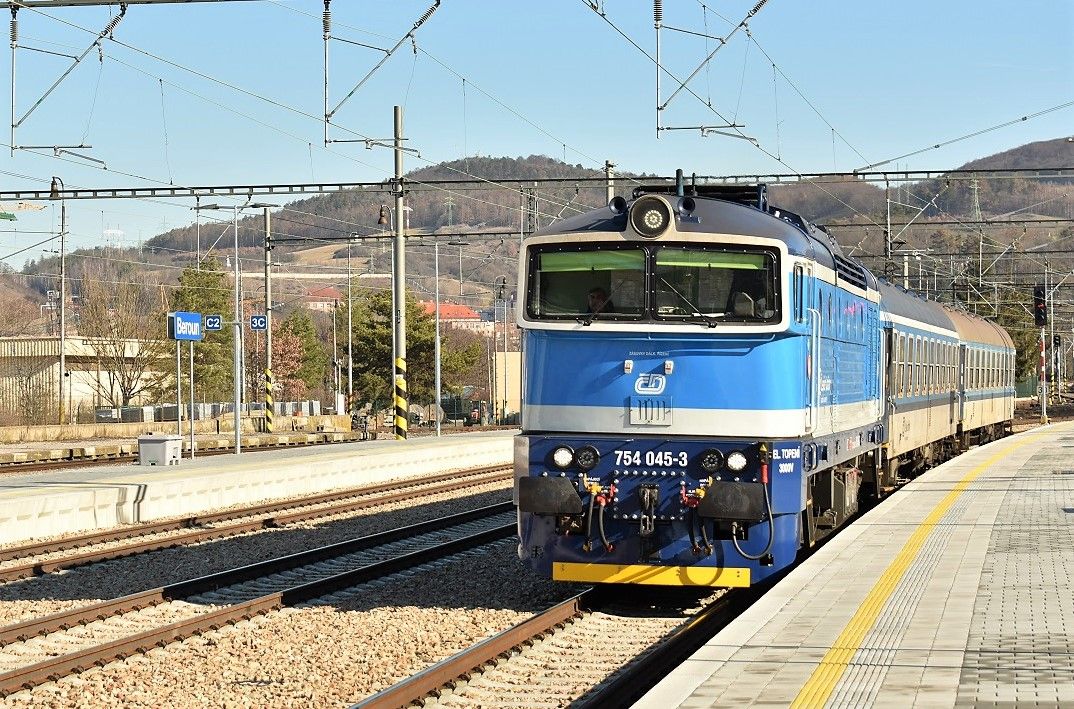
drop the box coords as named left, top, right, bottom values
left=513, top=180, right=1014, bottom=587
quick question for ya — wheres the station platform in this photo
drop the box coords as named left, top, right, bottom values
left=0, top=431, right=514, bottom=546
left=635, top=422, right=1073, bottom=708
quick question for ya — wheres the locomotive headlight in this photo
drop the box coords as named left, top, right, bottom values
left=551, top=446, right=574, bottom=470
left=575, top=446, right=600, bottom=471
left=699, top=449, right=724, bottom=473
left=629, top=196, right=672, bottom=238
left=725, top=450, right=748, bottom=472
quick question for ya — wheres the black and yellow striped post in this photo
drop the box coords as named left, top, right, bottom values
left=394, top=357, right=408, bottom=440
left=264, top=368, right=274, bottom=433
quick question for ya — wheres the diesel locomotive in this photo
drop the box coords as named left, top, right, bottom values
left=513, top=179, right=1014, bottom=587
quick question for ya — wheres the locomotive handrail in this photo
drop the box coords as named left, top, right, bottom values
left=807, top=307, right=821, bottom=433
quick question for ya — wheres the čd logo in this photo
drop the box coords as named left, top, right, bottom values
left=634, top=373, right=666, bottom=395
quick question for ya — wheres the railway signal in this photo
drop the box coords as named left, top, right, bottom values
left=1034, top=285, right=1048, bottom=327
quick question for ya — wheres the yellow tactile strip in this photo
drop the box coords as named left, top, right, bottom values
left=791, top=431, right=1048, bottom=708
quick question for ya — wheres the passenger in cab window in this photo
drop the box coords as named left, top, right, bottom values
left=587, top=287, right=614, bottom=314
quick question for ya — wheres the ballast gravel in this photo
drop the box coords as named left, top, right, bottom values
left=0, top=480, right=510, bottom=627
left=2, top=541, right=581, bottom=708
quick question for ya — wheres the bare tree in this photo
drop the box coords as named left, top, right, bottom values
left=78, top=272, right=171, bottom=407
left=0, top=275, right=44, bottom=336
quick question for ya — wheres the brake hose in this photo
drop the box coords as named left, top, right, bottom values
left=598, top=499, right=613, bottom=552
left=732, top=487, right=775, bottom=561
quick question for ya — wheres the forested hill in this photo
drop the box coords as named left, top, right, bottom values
left=144, top=155, right=617, bottom=254
left=142, top=139, right=1072, bottom=255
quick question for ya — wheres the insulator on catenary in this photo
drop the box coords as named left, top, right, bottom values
left=10, top=15, right=16, bottom=45
left=414, top=1, right=440, bottom=28
left=102, top=7, right=125, bottom=36
left=653, top=0, right=663, bottom=24
left=749, top=0, right=768, bottom=17
left=323, top=1, right=331, bottom=37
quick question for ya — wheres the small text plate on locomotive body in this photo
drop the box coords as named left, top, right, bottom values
left=629, top=397, right=673, bottom=425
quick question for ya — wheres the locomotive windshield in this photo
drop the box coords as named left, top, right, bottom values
left=526, top=243, right=779, bottom=324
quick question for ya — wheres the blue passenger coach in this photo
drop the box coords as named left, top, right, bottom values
left=512, top=181, right=1014, bottom=588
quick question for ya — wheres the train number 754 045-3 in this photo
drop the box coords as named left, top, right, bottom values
left=614, top=450, right=689, bottom=467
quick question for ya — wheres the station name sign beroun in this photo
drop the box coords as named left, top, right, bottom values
left=168, top=311, right=204, bottom=341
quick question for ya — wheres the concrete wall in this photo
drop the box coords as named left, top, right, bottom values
left=0, top=433, right=514, bottom=544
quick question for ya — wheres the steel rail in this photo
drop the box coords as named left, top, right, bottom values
left=0, top=465, right=507, bottom=561
left=0, top=467, right=510, bottom=579
left=355, top=587, right=757, bottom=709
left=0, top=508, right=515, bottom=696
left=354, top=590, right=596, bottom=709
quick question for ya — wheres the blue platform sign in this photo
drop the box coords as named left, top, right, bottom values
left=168, top=311, right=203, bottom=341
left=205, top=314, right=223, bottom=331
left=250, top=314, right=267, bottom=331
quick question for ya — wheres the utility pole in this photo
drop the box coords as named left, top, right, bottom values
left=232, top=206, right=242, bottom=453
left=605, top=160, right=616, bottom=204
left=392, top=105, right=408, bottom=440
left=263, top=207, right=274, bottom=433
left=434, top=241, right=441, bottom=437
left=195, top=195, right=201, bottom=270
left=58, top=197, right=67, bottom=425
left=347, top=234, right=353, bottom=410
left=884, top=178, right=892, bottom=280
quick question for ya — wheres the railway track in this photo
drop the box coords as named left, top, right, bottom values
left=0, top=503, right=516, bottom=697
left=0, top=466, right=511, bottom=582
left=358, top=585, right=762, bottom=708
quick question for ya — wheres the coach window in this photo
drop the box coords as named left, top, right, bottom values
left=953, top=345, right=958, bottom=389
left=895, top=335, right=903, bottom=397
left=925, top=340, right=932, bottom=394
left=909, top=336, right=916, bottom=395
left=913, top=336, right=921, bottom=396
left=930, top=341, right=937, bottom=394
left=902, top=334, right=909, bottom=397
left=527, top=245, right=645, bottom=320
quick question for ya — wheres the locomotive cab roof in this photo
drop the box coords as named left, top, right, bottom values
left=531, top=181, right=877, bottom=293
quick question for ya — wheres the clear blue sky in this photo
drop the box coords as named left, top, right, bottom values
left=1, top=0, right=1072, bottom=264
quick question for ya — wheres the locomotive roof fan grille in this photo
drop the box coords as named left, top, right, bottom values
left=629, top=195, right=672, bottom=238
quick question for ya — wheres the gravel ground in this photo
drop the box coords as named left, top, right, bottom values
left=3, top=541, right=582, bottom=708
left=0, top=480, right=511, bottom=627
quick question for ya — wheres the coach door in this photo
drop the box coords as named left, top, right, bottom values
left=957, top=343, right=968, bottom=426
left=948, top=343, right=957, bottom=427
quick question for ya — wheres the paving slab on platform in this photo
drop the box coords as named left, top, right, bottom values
left=0, top=431, right=515, bottom=545
left=634, top=423, right=1074, bottom=708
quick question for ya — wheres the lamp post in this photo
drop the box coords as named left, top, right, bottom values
left=48, top=177, right=67, bottom=425
left=200, top=201, right=276, bottom=454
